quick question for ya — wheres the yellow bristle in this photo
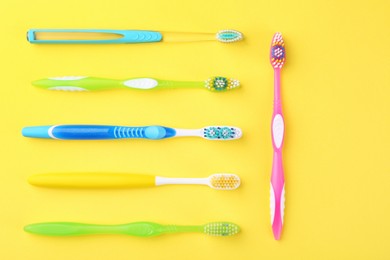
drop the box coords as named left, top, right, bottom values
left=210, top=174, right=240, bottom=190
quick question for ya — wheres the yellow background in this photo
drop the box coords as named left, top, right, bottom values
left=1, top=0, right=389, bottom=259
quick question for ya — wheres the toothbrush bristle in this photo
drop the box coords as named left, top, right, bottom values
left=209, top=174, right=241, bottom=190
left=270, top=32, right=286, bottom=69
left=203, top=222, right=240, bottom=236
left=202, top=126, right=242, bottom=140
left=204, top=77, right=240, bottom=91
left=216, top=30, right=243, bottom=43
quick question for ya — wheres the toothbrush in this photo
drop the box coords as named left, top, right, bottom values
left=28, top=173, right=241, bottom=190
left=24, top=221, right=240, bottom=237
left=270, top=32, right=286, bottom=240
left=32, top=76, right=240, bottom=92
left=27, top=29, right=243, bottom=44
left=22, top=125, right=242, bottom=140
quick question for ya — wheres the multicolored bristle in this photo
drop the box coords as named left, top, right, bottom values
left=203, top=222, right=240, bottom=236
left=216, top=30, right=243, bottom=43
left=202, top=126, right=242, bottom=140
left=209, top=174, right=241, bottom=190
left=205, top=77, right=240, bottom=92
left=270, top=32, right=286, bottom=69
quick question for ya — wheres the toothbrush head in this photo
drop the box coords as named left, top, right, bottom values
left=202, top=126, right=242, bottom=140
left=203, top=222, right=240, bottom=236
left=209, top=174, right=241, bottom=190
left=270, top=32, right=286, bottom=69
left=205, top=77, right=240, bottom=91
left=216, top=30, right=243, bottom=43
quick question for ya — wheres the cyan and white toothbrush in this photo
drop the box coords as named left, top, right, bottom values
left=32, top=76, right=240, bottom=92
left=22, top=125, right=242, bottom=140
left=27, top=29, right=243, bottom=44
left=270, top=32, right=286, bottom=240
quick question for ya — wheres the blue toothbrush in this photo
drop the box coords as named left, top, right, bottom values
left=27, top=29, right=243, bottom=44
left=22, top=125, right=242, bottom=140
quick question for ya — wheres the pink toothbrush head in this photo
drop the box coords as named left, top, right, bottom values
left=270, top=32, right=286, bottom=69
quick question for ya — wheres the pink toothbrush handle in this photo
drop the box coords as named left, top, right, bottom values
left=271, top=69, right=285, bottom=240
left=270, top=150, right=285, bottom=240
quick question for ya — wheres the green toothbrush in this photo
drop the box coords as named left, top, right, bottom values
left=24, top=221, right=240, bottom=237
left=32, top=76, right=240, bottom=92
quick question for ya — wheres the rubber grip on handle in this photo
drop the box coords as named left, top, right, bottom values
left=28, top=173, right=156, bottom=188
left=27, top=29, right=162, bottom=44
left=22, top=125, right=176, bottom=140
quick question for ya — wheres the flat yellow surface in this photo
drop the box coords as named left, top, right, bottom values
left=1, top=0, right=389, bottom=259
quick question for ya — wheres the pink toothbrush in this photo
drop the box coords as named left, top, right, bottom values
left=270, top=32, right=286, bottom=240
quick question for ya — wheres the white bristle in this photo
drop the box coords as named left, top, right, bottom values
left=216, top=29, right=243, bottom=43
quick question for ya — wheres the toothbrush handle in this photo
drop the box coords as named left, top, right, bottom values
left=270, top=150, right=285, bottom=240
left=28, top=173, right=156, bottom=188
left=270, top=111, right=285, bottom=240
left=25, top=222, right=170, bottom=237
left=32, top=77, right=204, bottom=92
left=24, top=222, right=126, bottom=236
left=22, top=125, right=176, bottom=140
left=32, top=77, right=123, bottom=91
left=27, top=29, right=162, bottom=44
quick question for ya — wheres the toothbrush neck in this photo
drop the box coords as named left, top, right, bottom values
left=162, top=225, right=202, bottom=233
left=155, top=177, right=208, bottom=186
left=158, top=80, right=202, bottom=88
left=274, top=69, right=282, bottom=112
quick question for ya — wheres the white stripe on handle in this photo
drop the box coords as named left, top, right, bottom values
left=272, top=114, right=284, bottom=149
left=123, top=78, right=158, bottom=89
left=281, top=185, right=285, bottom=225
left=270, top=185, right=276, bottom=224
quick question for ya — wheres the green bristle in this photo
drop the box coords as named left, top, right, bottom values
left=204, top=77, right=240, bottom=92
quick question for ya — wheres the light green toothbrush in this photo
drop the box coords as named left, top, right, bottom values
left=24, top=221, right=240, bottom=237
left=32, top=76, right=240, bottom=92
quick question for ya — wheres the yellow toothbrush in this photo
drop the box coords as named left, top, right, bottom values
left=28, top=173, right=241, bottom=190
